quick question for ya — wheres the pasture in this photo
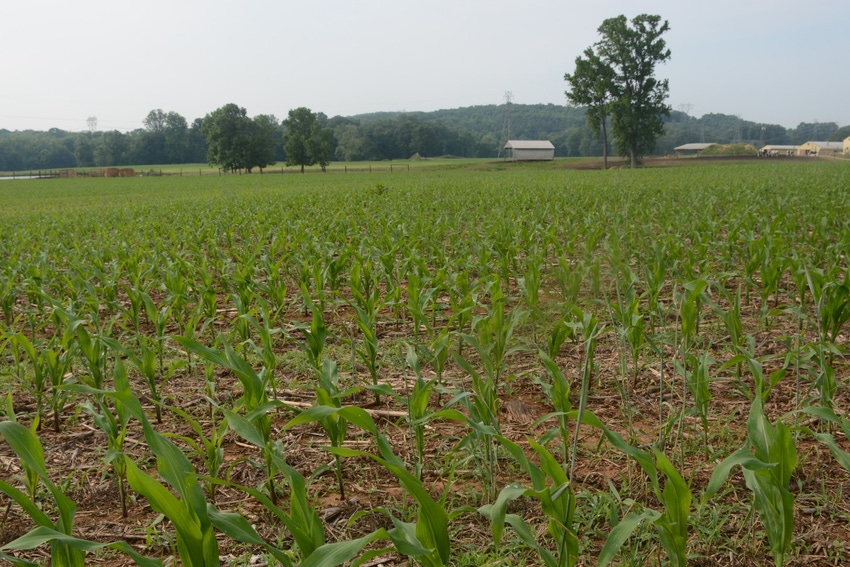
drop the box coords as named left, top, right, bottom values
left=1, top=160, right=850, bottom=566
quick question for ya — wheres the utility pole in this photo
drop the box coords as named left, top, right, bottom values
left=497, top=91, right=513, bottom=158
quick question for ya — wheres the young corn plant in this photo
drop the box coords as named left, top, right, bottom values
left=43, top=335, right=76, bottom=433
left=535, top=352, right=574, bottom=464
left=296, top=292, right=330, bottom=374
left=118, top=392, right=292, bottom=567
left=74, top=359, right=133, bottom=518
left=165, top=401, right=229, bottom=503
left=102, top=335, right=174, bottom=424
left=348, top=260, right=385, bottom=403
left=203, top=447, right=390, bottom=567
left=175, top=336, right=282, bottom=504
left=240, top=296, right=282, bottom=397
left=704, top=391, right=797, bottom=567
left=406, top=271, right=438, bottom=341
left=611, top=280, right=646, bottom=392
left=516, top=250, right=544, bottom=344
left=721, top=335, right=787, bottom=403
left=402, top=345, right=439, bottom=479
left=141, top=290, right=172, bottom=379
left=10, top=333, right=48, bottom=429
left=0, top=419, right=159, bottom=567
left=329, top=410, right=457, bottom=567
left=571, top=410, right=693, bottom=567
left=481, top=436, right=579, bottom=567
left=282, top=358, right=363, bottom=498
left=675, top=350, right=714, bottom=459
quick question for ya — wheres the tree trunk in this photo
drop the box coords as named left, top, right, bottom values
left=630, top=147, right=638, bottom=168
left=601, top=119, right=609, bottom=170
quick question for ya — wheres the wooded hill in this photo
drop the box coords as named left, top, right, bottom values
left=2, top=103, right=848, bottom=171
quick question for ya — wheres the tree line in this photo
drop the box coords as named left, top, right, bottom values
left=1, top=104, right=847, bottom=172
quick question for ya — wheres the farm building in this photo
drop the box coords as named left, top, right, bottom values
left=797, top=141, right=844, bottom=157
left=760, top=145, right=797, bottom=157
left=844, top=136, right=850, bottom=155
left=673, top=143, right=716, bottom=155
left=503, top=140, right=555, bottom=161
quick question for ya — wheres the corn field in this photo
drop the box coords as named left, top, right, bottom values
left=1, top=160, right=850, bottom=566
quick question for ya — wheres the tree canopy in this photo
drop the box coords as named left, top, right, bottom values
left=565, top=48, right=616, bottom=168
left=283, top=107, right=333, bottom=172
left=201, top=104, right=279, bottom=173
left=566, top=14, right=671, bottom=167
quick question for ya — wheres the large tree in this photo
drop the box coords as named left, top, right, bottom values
left=201, top=103, right=252, bottom=172
left=201, top=104, right=278, bottom=172
left=567, top=14, right=671, bottom=167
left=565, top=47, right=615, bottom=169
left=283, top=107, right=333, bottom=173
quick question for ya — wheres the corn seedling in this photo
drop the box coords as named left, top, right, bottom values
left=0, top=418, right=159, bottom=567
left=483, top=436, right=579, bottom=567
left=175, top=336, right=281, bottom=503
left=705, top=392, right=797, bottom=567
left=165, top=401, right=229, bottom=502
left=402, top=345, right=439, bottom=479
left=74, top=360, right=134, bottom=518
left=282, top=358, right=363, bottom=498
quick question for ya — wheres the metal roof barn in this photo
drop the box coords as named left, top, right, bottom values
left=504, top=140, right=555, bottom=161
left=673, top=143, right=716, bottom=152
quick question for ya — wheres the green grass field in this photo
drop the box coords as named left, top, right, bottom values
left=1, top=160, right=849, bottom=566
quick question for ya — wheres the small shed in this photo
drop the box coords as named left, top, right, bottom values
left=844, top=136, right=850, bottom=156
left=504, top=140, right=555, bottom=161
left=797, top=141, right=844, bottom=157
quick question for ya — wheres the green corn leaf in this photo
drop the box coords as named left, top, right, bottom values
left=598, top=509, right=662, bottom=567
left=224, top=409, right=267, bottom=448
left=325, top=443, right=450, bottom=565
left=0, top=526, right=162, bottom=567
left=0, top=478, right=54, bottom=530
left=206, top=505, right=292, bottom=566
left=301, top=529, right=391, bottom=567
left=654, top=451, right=691, bottom=567
left=125, top=458, right=211, bottom=567
left=704, top=447, right=774, bottom=501
left=386, top=517, right=435, bottom=557
left=0, top=421, right=77, bottom=534
left=503, top=514, right=560, bottom=567
left=810, top=430, right=850, bottom=471
left=0, top=550, right=38, bottom=567
left=478, top=483, right=528, bottom=545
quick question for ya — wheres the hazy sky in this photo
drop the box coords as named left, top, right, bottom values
left=2, top=0, right=848, bottom=132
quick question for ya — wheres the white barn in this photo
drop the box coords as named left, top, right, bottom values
left=504, top=140, right=555, bottom=161
left=797, top=141, right=844, bottom=157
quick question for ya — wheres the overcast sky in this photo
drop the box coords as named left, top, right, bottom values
left=2, top=0, right=847, bottom=133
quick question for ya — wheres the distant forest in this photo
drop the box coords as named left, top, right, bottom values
left=2, top=104, right=848, bottom=171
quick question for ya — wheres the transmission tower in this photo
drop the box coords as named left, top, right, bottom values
left=497, top=91, right=513, bottom=158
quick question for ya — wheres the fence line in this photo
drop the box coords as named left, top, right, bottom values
left=0, top=163, right=415, bottom=179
